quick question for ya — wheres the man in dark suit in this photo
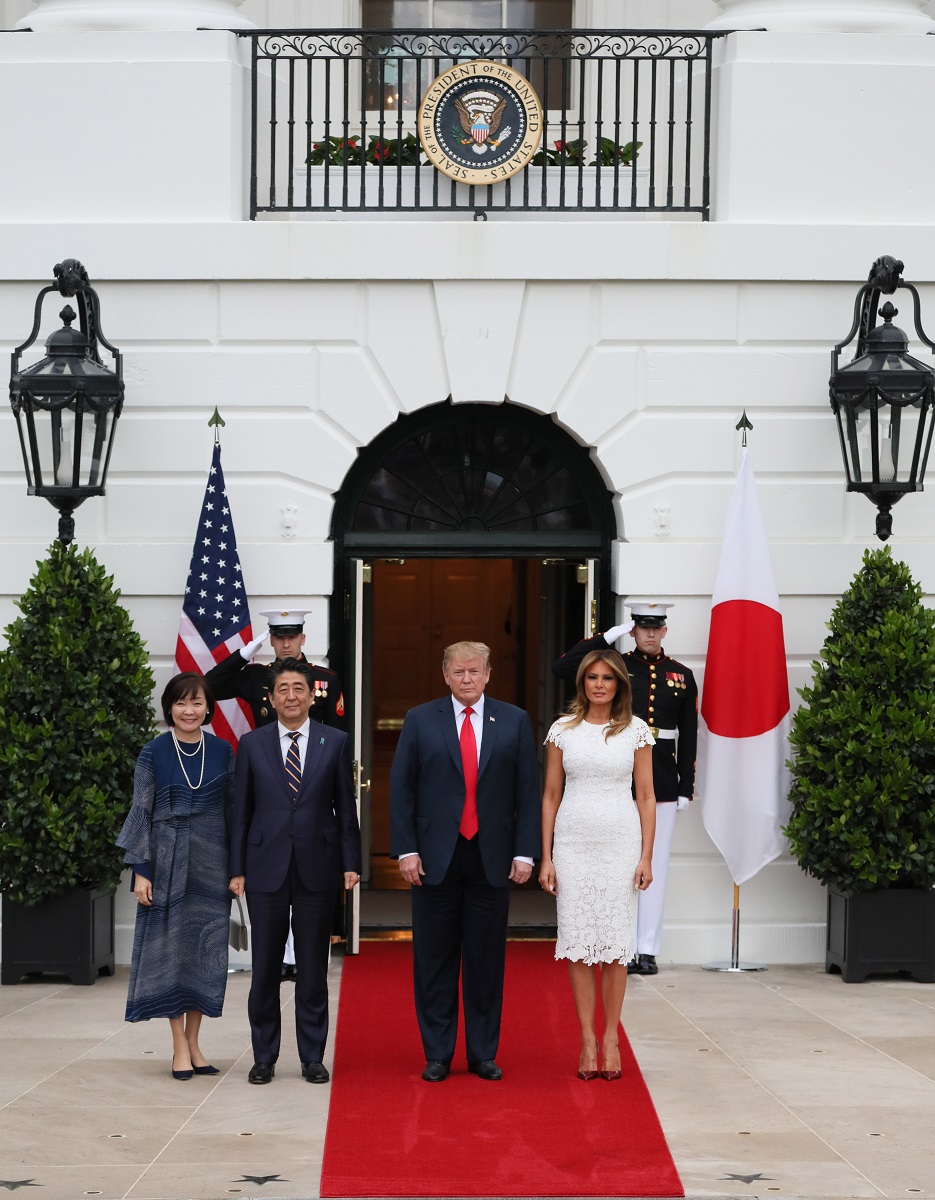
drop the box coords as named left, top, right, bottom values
left=209, top=608, right=345, bottom=982
left=390, top=640, right=540, bottom=1083
left=230, top=658, right=361, bottom=1085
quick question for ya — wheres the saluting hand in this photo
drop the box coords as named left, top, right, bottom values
left=240, top=630, right=270, bottom=661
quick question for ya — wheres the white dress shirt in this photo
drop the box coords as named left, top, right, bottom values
left=277, top=718, right=311, bottom=773
left=453, top=693, right=484, bottom=759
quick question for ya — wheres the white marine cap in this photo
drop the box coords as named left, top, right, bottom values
left=258, top=608, right=312, bottom=635
left=626, top=598, right=675, bottom=628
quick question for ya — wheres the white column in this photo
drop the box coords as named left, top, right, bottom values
left=706, top=0, right=935, bottom=31
left=18, top=0, right=254, bottom=29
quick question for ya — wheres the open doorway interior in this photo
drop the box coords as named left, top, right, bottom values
left=362, top=557, right=589, bottom=892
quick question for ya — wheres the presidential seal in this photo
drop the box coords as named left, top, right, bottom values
left=418, top=60, right=543, bottom=185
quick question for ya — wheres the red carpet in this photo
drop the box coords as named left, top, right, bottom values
left=320, top=941, right=683, bottom=1198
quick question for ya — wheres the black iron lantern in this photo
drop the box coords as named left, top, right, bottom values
left=9, top=259, right=124, bottom=545
left=830, top=255, right=935, bottom=541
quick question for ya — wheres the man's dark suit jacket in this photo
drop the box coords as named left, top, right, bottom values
left=230, top=719, right=361, bottom=891
left=390, top=696, right=540, bottom=886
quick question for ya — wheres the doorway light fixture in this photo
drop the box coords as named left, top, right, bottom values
left=830, top=255, right=935, bottom=540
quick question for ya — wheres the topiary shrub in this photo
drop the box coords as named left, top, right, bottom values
left=784, top=546, right=935, bottom=893
left=0, top=542, right=155, bottom=906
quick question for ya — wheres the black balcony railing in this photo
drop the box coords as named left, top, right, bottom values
left=243, top=29, right=726, bottom=220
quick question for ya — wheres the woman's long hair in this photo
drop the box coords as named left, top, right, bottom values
left=561, top=649, right=634, bottom=740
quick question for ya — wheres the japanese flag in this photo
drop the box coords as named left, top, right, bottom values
left=697, top=448, right=792, bottom=885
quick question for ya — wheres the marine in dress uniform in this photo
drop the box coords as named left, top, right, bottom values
left=205, top=608, right=346, bottom=979
left=552, top=600, right=698, bottom=975
left=204, top=609, right=345, bottom=732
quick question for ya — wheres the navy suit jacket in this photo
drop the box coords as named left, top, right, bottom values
left=389, top=695, right=540, bottom=887
left=230, top=719, right=361, bottom=893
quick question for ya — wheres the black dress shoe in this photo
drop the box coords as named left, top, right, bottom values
left=301, top=1060, right=330, bottom=1084
left=468, top=1059, right=502, bottom=1081
left=639, top=954, right=659, bottom=975
left=625, top=955, right=641, bottom=972
left=248, top=1062, right=275, bottom=1084
left=421, top=1060, right=450, bottom=1082
left=281, top=963, right=296, bottom=981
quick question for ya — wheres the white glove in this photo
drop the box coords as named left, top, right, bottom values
left=603, top=621, right=635, bottom=644
left=240, top=630, right=270, bottom=661
left=676, top=796, right=690, bottom=812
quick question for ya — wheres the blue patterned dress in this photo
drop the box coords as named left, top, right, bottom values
left=117, top=731, right=234, bottom=1022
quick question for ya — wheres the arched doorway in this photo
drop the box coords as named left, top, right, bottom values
left=330, top=400, right=616, bottom=944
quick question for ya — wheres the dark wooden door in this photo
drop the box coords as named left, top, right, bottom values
left=368, top=558, right=517, bottom=882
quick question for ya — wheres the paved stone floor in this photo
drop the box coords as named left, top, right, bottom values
left=0, top=955, right=933, bottom=1200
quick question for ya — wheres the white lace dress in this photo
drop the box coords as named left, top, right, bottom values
left=546, top=716, right=655, bottom=965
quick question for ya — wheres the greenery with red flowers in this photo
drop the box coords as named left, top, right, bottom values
left=531, top=137, right=642, bottom=167
left=307, top=133, right=424, bottom=166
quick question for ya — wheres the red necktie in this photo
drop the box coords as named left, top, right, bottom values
left=459, top=707, right=479, bottom=840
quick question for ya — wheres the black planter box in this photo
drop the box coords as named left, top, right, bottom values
left=826, top=883, right=935, bottom=983
left=1, top=886, right=116, bottom=985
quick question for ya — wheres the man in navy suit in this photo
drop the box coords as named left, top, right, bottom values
left=390, top=640, right=540, bottom=1082
left=230, top=659, right=361, bottom=1085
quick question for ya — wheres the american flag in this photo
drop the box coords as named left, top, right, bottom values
left=174, top=442, right=254, bottom=748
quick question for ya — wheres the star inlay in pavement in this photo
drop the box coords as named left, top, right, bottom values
left=0, top=1183, right=40, bottom=1192
left=721, top=1173, right=775, bottom=1185
left=233, top=1176, right=289, bottom=1187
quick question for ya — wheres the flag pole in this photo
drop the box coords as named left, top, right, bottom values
left=702, top=882, right=767, bottom=972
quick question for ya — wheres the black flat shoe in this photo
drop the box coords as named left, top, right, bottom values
left=171, top=1055, right=193, bottom=1080
left=248, top=1062, right=275, bottom=1084
left=192, top=1064, right=220, bottom=1075
left=421, top=1059, right=450, bottom=1082
left=468, top=1059, right=502, bottom=1081
left=301, top=1060, right=330, bottom=1083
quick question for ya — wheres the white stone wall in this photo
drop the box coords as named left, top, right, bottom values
left=0, top=0, right=728, bottom=32
left=3, top=19, right=935, bottom=965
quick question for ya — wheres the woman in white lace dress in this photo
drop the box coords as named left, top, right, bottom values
left=539, top=649, right=656, bottom=1081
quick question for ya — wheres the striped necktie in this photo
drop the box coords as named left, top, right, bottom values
left=285, top=730, right=302, bottom=799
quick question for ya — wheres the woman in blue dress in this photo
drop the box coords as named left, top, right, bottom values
left=117, top=673, right=234, bottom=1080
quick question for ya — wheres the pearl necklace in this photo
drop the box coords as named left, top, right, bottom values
left=172, top=731, right=205, bottom=790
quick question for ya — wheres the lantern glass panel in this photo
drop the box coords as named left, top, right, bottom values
left=28, top=402, right=115, bottom=492
left=849, top=406, right=905, bottom=484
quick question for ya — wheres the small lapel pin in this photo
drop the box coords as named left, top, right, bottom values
left=319, top=737, right=325, bottom=745
left=489, top=716, right=496, bottom=722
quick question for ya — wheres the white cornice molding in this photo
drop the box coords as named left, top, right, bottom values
left=18, top=0, right=254, bottom=30
left=706, top=0, right=935, bottom=32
